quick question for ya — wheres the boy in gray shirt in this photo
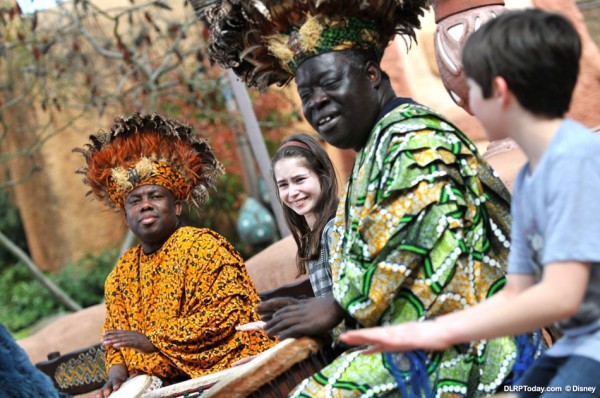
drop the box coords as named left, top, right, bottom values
left=341, top=8, right=600, bottom=397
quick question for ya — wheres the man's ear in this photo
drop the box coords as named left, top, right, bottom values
left=175, top=201, right=182, bottom=217
left=364, top=61, right=382, bottom=87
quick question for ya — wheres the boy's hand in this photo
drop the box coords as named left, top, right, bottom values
left=340, top=320, right=452, bottom=354
left=235, top=321, right=267, bottom=331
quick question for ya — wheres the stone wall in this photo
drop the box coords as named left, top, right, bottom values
left=6, top=0, right=600, bottom=272
left=3, top=106, right=127, bottom=271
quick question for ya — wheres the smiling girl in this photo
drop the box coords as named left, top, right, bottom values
left=271, top=133, right=339, bottom=297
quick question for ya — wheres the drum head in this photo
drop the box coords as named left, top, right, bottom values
left=109, top=375, right=162, bottom=398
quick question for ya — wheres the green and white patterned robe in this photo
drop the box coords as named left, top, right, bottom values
left=291, top=102, right=518, bottom=398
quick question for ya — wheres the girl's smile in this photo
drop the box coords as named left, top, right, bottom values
left=274, top=157, right=322, bottom=229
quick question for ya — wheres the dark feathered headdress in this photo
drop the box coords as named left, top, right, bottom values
left=74, top=113, right=223, bottom=210
left=192, top=0, right=432, bottom=90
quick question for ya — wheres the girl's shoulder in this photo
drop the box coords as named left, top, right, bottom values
left=322, top=218, right=335, bottom=237
left=324, top=217, right=335, bottom=229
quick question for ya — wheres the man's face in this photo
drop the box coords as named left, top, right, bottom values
left=124, top=184, right=181, bottom=253
left=296, top=51, right=380, bottom=151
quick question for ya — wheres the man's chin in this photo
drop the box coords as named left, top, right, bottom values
left=323, top=136, right=353, bottom=150
left=135, top=224, right=159, bottom=239
left=313, top=122, right=360, bottom=150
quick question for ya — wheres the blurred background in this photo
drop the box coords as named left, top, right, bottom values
left=1, top=0, right=599, bottom=365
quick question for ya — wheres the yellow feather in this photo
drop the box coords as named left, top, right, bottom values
left=111, top=167, right=133, bottom=191
left=267, top=34, right=295, bottom=65
left=136, top=157, right=154, bottom=179
left=298, top=15, right=324, bottom=52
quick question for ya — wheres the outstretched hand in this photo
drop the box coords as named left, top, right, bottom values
left=96, top=363, right=128, bottom=397
left=102, top=330, right=157, bottom=354
left=256, top=294, right=345, bottom=340
left=340, top=320, right=453, bottom=354
left=236, top=321, right=267, bottom=332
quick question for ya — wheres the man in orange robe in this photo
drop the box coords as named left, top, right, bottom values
left=75, top=113, right=275, bottom=397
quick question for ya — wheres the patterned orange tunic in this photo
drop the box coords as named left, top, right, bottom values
left=103, top=226, right=275, bottom=381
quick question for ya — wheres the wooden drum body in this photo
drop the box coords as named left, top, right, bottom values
left=205, top=337, right=336, bottom=398
left=142, top=337, right=337, bottom=398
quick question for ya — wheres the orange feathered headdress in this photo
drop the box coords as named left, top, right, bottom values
left=192, top=0, right=431, bottom=90
left=74, top=113, right=223, bottom=210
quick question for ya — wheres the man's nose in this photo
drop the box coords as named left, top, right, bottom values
left=310, top=89, right=329, bottom=109
left=140, top=197, right=154, bottom=210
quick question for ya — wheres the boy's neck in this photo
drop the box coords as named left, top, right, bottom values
left=509, top=115, right=564, bottom=173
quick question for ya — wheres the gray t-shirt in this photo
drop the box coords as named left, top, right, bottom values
left=509, top=118, right=600, bottom=362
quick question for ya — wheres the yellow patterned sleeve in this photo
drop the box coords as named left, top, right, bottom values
left=102, top=228, right=275, bottom=378
left=144, top=228, right=275, bottom=377
left=102, top=259, right=130, bottom=370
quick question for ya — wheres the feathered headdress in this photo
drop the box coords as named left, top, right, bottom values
left=74, top=113, right=224, bottom=210
left=192, top=0, right=432, bottom=90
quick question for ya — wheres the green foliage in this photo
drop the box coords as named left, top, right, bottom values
left=52, top=249, right=117, bottom=308
left=0, top=248, right=116, bottom=335
left=0, top=264, right=57, bottom=334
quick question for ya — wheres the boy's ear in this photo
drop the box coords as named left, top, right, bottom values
left=492, top=76, right=512, bottom=108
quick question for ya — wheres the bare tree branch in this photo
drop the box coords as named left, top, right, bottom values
left=0, top=0, right=300, bottom=309
left=0, top=230, right=82, bottom=312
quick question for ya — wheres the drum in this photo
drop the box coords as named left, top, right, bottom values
left=35, top=343, right=108, bottom=395
left=110, top=375, right=162, bottom=398
left=142, top=337, right=337, bottom=398
left=141, top=365, right=242, bottom=398
left=204, top=337, right=335, bottom=398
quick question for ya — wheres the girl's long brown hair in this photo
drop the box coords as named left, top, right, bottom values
left=271, top=133, right=339, bottom=276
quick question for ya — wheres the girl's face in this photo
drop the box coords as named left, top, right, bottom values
left=274, top=157, right=322, bottom=229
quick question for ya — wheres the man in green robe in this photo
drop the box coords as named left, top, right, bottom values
left=197, top=1, right=540, bottom=396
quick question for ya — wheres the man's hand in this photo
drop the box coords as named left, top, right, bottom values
left=255, top=297, right=296, bottom=322
left=102, top=330, right=157, bottom=354
left=96, top=364, right=128, bottom=397
left=257, top=294, right=345, bottom=340
left=340, top=320, right=453, bottom=354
